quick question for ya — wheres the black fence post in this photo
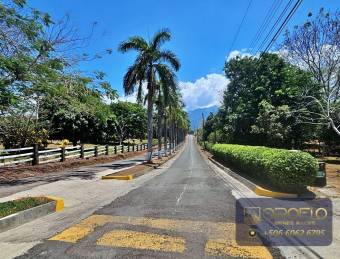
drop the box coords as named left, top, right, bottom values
left=32, top=143, right=39, bottom=165
left=114, top=145, right=117, bottom=154
left=121, top=144, right=124, bottom=153
left=105, top=144, right=109, bottom=155
left=128, top=144, right=130, bottom=152
left=132, top=144, right=135, bottom=152
left=61, top=147, right=66, bottom=162
left=94, top=146, right=98, bottom=157
left=80, top=144, right=84, bottom=159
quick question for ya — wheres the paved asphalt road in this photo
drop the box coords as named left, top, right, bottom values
left=17, top=136, right=273, bottom=258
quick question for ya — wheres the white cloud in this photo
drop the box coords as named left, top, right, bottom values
left=117, top=74, right=229, bottom=111
left=226, top=49, right=252, bottom=61
left=179, top=73, right=229, bottom=111
left=118, top=83, right=147, bottom=103
left=119, top=93, right=138, bottom=103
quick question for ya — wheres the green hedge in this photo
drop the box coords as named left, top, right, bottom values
left=210, top=144, right=318, bottom=192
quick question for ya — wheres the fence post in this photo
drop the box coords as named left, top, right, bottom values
left=61, top=147, right=66, bottom=162
left=94, top=146, right=98, bottom=157
left=127, top=144, right=130, bottom=152
left=105, top=145, right=109, bottom=155
left=132, top=144, right=135, bottom=152
left=121, top=144, right=124, bottom=153
left=32, top=143, right=39, bottom=165
left=136, top=145, right=139, bottom=151
left=80, top=145, right=84, bottom=159
left=114, top=145, right=117, bottom=154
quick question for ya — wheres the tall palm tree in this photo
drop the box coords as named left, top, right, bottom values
left=167, top=92, right=189, bottom=151
left=118, top=29, right=180, bottom=162
left=155, top=79, right=178, bottom=159
left=155, top=86, right=165, bottom=159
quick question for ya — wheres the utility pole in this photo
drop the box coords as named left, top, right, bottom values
left=202, top=113, right=206, bottom=149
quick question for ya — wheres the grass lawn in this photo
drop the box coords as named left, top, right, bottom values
left=0, top=197, right=50, bottom=218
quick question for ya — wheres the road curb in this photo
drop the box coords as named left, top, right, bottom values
left=45, top=196, right=65, bottom=212
left=0, top=196, right=64, bottom=233
left=207, top=156, right=298, bottom=198
left=102, top=175, right=133, bottom=180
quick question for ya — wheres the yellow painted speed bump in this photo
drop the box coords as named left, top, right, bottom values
left=205, top=239, right=272, bottom=259
left=97, top=230, right=186, bottom=253
left=49, top=214, right=272, bottom=258
left=102, top=175, right=133, bottom=180
left=45, top=196, right=64, bottom=212
left=49, top=215, right=113, bottom=243
left=254, top=186, right=298, bottom=198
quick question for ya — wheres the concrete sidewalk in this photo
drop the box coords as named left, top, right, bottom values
left=0, top=149, right=180, bottom=259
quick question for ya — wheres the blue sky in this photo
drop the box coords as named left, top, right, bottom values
left=29, top=0, right=339, bottom=110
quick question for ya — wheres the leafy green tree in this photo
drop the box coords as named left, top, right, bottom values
left=251, top=100, right=292, bottom=148
left=40, top=73, right=116, bottom=145
left=118, top=28, right=180, bottom=162
left=110, top=101, right=147, bottom=144
left=203, top=113, right=216, bottom=141
left=215, top=53, right=320, bottom=148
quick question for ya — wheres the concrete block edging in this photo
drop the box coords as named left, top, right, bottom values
left=0, top=196, right=64, bottom=233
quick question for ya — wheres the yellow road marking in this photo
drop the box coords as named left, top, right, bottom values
left=205, top=239, right=273, bottom=259
left=97, top=230, right=186, bottom=253
left=45, top=196, right=64, bottom=212
left=49, top=214, right=272, bottom=258
left=96, top=215, right=234, bottom=239
left=49, top=215, right=113, bottom=243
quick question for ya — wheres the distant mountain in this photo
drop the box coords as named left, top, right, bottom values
left=188, top=106, right=218, bottom=130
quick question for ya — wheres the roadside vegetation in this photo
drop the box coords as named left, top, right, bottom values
left=200, top=9, right=339, bottom=149
left=209, top=144, right=318, bottom=192
left=199, top=9, right=339, bottom=191
left=0, top=197, right=49, bottom=218
left=0, top=1, right=189, bottom=163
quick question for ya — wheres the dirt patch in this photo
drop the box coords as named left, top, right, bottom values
left=310, top=158, right=340, bottom=197
left=0, top=150, right=147, bottom=183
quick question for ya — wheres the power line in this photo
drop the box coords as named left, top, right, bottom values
left=256, top=0, right=295, bottom=53
left=227, top=0, right=253, bottom=57
left=249, top=0, right=283, bottom=52
left=263, top=0, right=303, bottom=53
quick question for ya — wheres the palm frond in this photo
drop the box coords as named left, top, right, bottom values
left=136, top=80, right=144, bottom=105
left=118, top=36, right=148, bottom=53
left=151, top=28, right=171, bottom=50
left=158, top=50, right=181, bottom=71
left=156, top=64, right=177, bottom=92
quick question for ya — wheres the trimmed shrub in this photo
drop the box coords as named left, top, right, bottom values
left=211, top=144, right=318, bottom=192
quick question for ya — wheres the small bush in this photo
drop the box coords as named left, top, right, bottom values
left=60, top=139, right=70, bottom=147
left=211, top=144, right=318, bottom=192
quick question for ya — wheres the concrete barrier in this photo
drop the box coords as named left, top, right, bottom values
left=0, top=196, right=64, bottom=233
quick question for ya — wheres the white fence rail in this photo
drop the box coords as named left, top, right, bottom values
left=0, top=143, right=151, bottom=168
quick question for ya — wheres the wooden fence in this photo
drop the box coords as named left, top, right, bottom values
left=0, top=143, right=151, bottom=167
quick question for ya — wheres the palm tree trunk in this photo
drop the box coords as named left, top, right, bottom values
left=163, top=114, right=168, bottom=156
left=173, top=123, right=175, bottom=151
left=169, top=120, right=173, bottom=153
left=157, top=111, right=162, bottom=159
left=146, top=87, right=154, bottom=163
